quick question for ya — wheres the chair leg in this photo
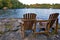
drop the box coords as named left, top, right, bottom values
left=23, top=31, right=25, bottom=38
left=47, top=32, right=50, bottom=37
left=33, top=30, right=36, bottom=37
left=33, top=33, right=36, bottom=37
left=55, top=19, right=58, bottom=34
left=21, top=30, right=25, bottom=39
left=55, top=28, right=58, bottom=34
left=46, top=30, right=49, bottom=37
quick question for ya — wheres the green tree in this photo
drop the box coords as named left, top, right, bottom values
left=52, top=4, right=60, bottom=9
left=0, top=0, right=25, bottom=9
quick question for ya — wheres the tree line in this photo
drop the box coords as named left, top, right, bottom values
left=0, top=0, right=60, bottom=9
left=27, top=3, right=60, bottom=9
left=0, top=0, right=26, bottom=9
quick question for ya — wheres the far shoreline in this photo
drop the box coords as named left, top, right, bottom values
left=0, top=8, right=60, bottom=10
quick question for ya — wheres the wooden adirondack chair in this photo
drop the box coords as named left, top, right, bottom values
left=34, top=13, right=59, bottom=36
left=21, top=13, right=36, bottom=38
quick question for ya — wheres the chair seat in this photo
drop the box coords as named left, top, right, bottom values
left=40, top=22, right=56, bottom=28
left=36, top=28, right=45, bottom=32
left=36, top=28, right=54, bottom=32
left=24, top=27, right=54, bottom=35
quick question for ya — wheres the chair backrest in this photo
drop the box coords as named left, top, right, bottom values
left=23, top=13, right=36, bottom=30
left=46, top=13, right=59, bottom=28
left=23, top=13, right=36, bottom=19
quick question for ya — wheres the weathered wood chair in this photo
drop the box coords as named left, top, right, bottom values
left=21, top=13, right=36, bottom=38
left=34, top=13, right=59, bottom=36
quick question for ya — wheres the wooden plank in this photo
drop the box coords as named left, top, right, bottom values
left=55, top=18, right=58, bottom=34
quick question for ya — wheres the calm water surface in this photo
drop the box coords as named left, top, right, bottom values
left=0, top=8, right=60, bottom=23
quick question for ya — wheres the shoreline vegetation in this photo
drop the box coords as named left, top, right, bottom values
left=0, top=0, right=60, bottom=9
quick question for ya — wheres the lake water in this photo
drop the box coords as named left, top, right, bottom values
left=0, top=8, right=60, bottom=23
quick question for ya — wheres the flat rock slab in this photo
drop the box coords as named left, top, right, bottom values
left=0, top=19, right=60, bottom=40
left=0, top=29, right=60, bottom=40
left=0, top=31, right=22, bottom=40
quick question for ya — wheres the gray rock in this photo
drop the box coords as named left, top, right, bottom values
left=5, top=28, right=10, bottom=32
left=0, top=25, right=6, bottom=33
left=1, top=31, right=22, bottom=40
left=11, top=26, right=20, bottom=31
left=10, top=21, right=20, bottom=31
left=36, top=34, right=47, bottom=40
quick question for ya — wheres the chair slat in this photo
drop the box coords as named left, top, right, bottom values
left=47, top=13, right=59, bottom=28
left=23, top=13, right=36, bottom=30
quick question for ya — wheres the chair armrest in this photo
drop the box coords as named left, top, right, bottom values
left=36, top=19, right=58, bottom=22
left=36, top=20, right=49, bottom=22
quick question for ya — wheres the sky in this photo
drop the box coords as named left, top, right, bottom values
left=18, top=0, right=60, bottom=5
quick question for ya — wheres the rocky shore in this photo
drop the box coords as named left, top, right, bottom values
left=0, top=18, right=60, bottom=40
